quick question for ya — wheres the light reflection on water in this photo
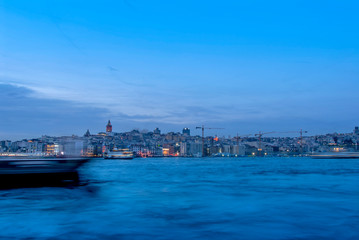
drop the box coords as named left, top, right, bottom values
left=0, top=157, right=358, bottom=239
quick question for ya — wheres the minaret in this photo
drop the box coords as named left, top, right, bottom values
left=106, top=120, right=112, bottom=133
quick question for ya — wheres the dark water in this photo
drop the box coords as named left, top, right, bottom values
left=0, top=157, right=358, bottom=240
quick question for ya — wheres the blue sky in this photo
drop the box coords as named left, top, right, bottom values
left=1, top=0, right=359, bottom=139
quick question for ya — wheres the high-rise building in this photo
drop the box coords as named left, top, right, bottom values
left=354, top=126, right=359, bottom=135
left=182, top=128, right=190, bottom=136
left=106, top=120, right=112, bottom=133
left=154, top=128, right=161, bottom=135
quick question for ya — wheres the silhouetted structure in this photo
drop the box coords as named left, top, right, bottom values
left=183, top=128, right=190, bottom=136
left=106, top=120, right=112, bottom=133
left=84, top=129, right=91, bottom=137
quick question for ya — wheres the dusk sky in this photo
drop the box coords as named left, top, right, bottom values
left=1, top=0, right=359, bottom=139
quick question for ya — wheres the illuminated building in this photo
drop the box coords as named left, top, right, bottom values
left=106, top=120, right=112, bottom=133
left=162, top=147, right=170, bottom=156
left=163, top=144, right=174, bottom=156
left=45, top=144, right=61, bottom=155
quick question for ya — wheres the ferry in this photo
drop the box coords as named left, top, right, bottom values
left=104, top=148, right=134, bottom=160
left=0, top=157, right=90, bottom=175
left=0, top=157, right=89, bottom=187
left=310, top=152, right=359, bottom=159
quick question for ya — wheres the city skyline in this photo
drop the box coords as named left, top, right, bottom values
left=1, top=1, right=359, bottom=139
left=2, top=119, right=359, bottom=158
left=1, top=118, right=359, bottom=142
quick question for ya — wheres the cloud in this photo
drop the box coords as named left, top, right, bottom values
left=2, top=55, right=359, bottom=136
left=3, top=76, right=265, bottom=125
left=0, top=81, right=357, bottom=140
left=0, top=83, right=111, bottom=138
left=108, top=66, right=118, bottom=72
left=0, top=77, right=312, bottom=127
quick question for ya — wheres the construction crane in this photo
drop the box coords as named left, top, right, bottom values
left=195, top=125, right=224, bottom=157
left=279, top=129, right=308, bottom=154
left=254, top=131, right=276, bottom=153
left=255, top=130, right=308, bottom=155
left=234, top=134, right=252, bottom=145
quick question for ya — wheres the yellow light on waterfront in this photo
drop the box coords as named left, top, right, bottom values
left=333, top=147, right=344, bottom=152
left=162, top=148, right=170, bottom=156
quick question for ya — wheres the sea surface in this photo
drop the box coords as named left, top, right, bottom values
left=0, top=157, right=358, bottom=240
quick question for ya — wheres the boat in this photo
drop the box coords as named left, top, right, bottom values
left=0, top=157, right=90, bottom=175
left=104, top=148, right=134, bottom=159
left=310, top=152, right=359, bottom=159
left=0, top=157, right=90, bottom=187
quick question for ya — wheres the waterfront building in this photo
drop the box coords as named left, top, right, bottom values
left=57, top=137, right=85, bottom=156
left=130, top=144, right=144, bottom=155
left=84, top=144, right=96, bottom=157
left=0, top=140, right=11, bottom=151
left=162, top=144, right=175, bottom=156
left=45, top=144, right=61, bottom=155
left=180, top=142, right=188, bottom=156
left=5, top=125, right=359, bottom=157
left=180, top=142, right=202, bottom=157
left=221, top=144, right=245, bottom=156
